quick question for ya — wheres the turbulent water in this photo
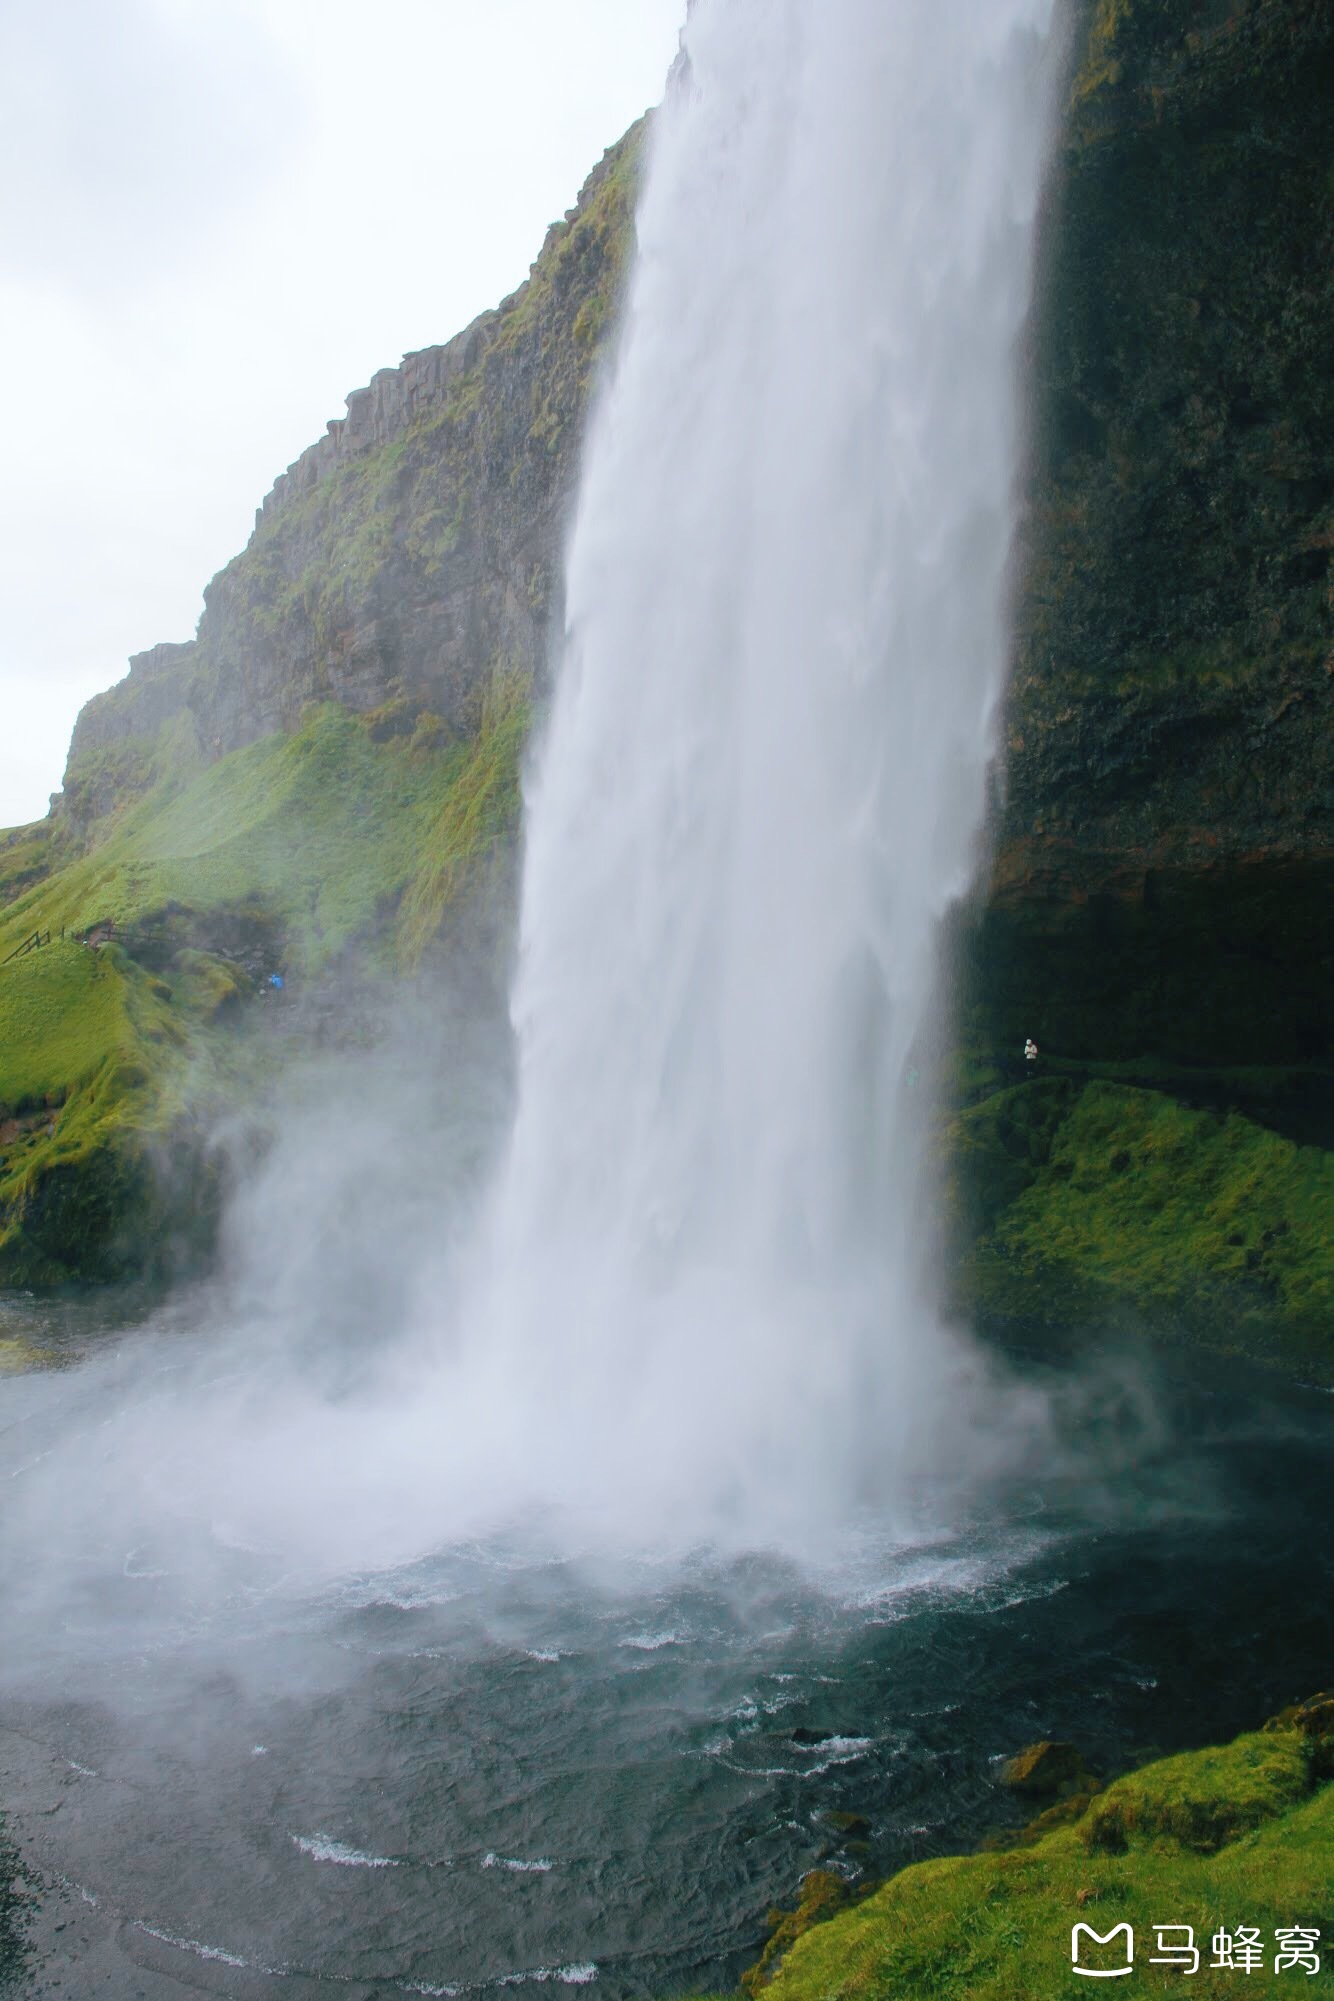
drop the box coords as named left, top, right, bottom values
left=10, top=4, right=1334, bottom=1999
left=4, top=1298, right=1334, bottom=1998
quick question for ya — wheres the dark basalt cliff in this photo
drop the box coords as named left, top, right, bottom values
left=947, top=0, right=1333, bottom=1369
left=971, top=0, right=1333, bottom=1069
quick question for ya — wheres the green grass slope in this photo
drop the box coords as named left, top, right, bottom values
left=0, top=689, right=526, bottom=1283
left=757, top=1712, right=1333, bottom=2001
left=6, top=706, right=450, bottom=974
left=0, top=936, right=210, bottom=1283
left=0, top=817, right=63, bottom=907
left=950, top=1078, right=1334, bottom=1382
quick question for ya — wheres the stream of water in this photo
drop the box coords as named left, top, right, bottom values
left=468, top=0, right=1064, bottom=1538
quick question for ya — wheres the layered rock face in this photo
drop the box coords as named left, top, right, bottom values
left=941, top=0, right=1334, bottom=1373
left=967, top=0, right=1333, bottom=1070
left=65, top=126, right=645, bottom=786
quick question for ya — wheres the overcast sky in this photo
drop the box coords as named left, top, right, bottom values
left=0, top=0, right=684, bottom=827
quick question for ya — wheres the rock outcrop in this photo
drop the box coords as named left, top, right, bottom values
left=938, top=0, right=1334, bottom=1372
left=967, top=0, right=1333, bottom=1069
left=65, top=126, right=645, bottom=781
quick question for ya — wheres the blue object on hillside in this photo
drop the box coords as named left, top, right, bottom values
left=269, top=973, right=285, bottom=990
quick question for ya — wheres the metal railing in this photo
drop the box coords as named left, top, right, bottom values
left=2, top=928, right=51, bottom=964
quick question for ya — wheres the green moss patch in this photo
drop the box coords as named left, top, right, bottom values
left=744, top=1871, right=859, bottom=1994
left=1071, top=0, right=1132, bottom=109
left=951, top=1079, right=1334, bottom=1379
left=0, top=939, right=201, bottom=1285
left=760, top=1722, right=1331, bottom=2001
left=478, top=119, right=645, bottom=454
left=0, top=941, right=136, bottom=1111
left=397, top=665, right=530, bottom=965
left=1082, top=1733, right=1309, bottom=1856
left=1002, top=1742, right=1097, bottom=1801
left=0, top=699, right=517, bottom=1280
left=0, top=818, right=63, bottom=906
left=1, top=705, right=466, bottom=979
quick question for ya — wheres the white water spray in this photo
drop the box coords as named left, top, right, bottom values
left=0, top=2, right=1070, bottom=1619
left=454, top=0, right=1063, bottom=1535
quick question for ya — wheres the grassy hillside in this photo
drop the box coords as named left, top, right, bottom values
left=10, top=708, right=440, bottom=972
left=0, top=938, right=214, bottom=1285
left=0, top=689, right=527, bottom=1283
left=751, top=1703, right=1333, bottom=2001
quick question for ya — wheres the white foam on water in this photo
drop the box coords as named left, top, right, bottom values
left=374, top=1589, right=460, bottom=1611
left=620, top=1630, right=685, bottom=1652
left=812, top=1736, right=874, bottom=1769
left=988, top=1576, right=1071, bottom=1611
left=291, top=1832, right=398, bottom=1868
left=496, top=1965, right=598, bottom=1988
left=482, top=1853, right=555, bottom=1874
left=131, top=1921, right=252, bottom=1968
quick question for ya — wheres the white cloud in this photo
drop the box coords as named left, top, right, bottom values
left=0, top=0, right=303, bottom=295
left=0, top=0, right=683, bottom=826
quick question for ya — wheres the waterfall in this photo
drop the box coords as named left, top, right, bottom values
left=0, top=4, right=1070, bottom=1627
left=456, top=0, right=1064, bottom=1541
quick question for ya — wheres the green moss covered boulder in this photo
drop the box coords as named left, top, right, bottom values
left=755, top=1715, right=1331, bottom=2000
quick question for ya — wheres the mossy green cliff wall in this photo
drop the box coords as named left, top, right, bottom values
left=944, top=0, right=1333, bottom=1373
left=1, top=127, right=644, bottom=1286
left=0, top=697, right=527, bottom=1283
left=968, top=0, right=1333, bottom=1070
left=63, top=125, right=645, bottom=799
